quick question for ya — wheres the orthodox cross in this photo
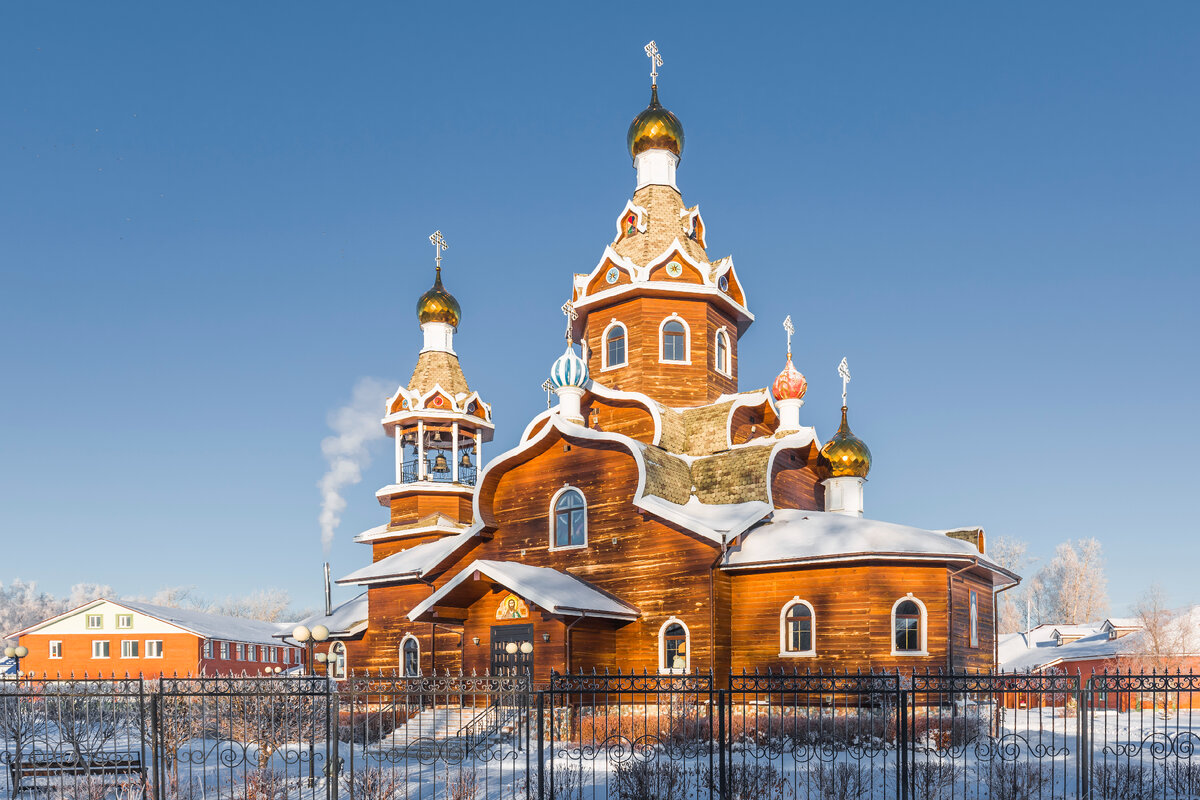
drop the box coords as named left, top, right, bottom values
left=561, top=301, right=578, bottom=342
left=838, top=357, right=851, bottom=406
left=644, top=40, right=662, bottom=85
left=541, top=379, right=555, bottom=409
left=429, top=230, right=448, bottom=270
left=783, top=315, right=794, bottom=357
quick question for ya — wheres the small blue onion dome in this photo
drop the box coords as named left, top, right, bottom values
left=549, top=342, right=589, bottom=389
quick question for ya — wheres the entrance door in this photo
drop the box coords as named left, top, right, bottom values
left=490, top=624, right=533, bottom=676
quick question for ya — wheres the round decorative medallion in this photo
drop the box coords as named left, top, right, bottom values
left=432, top=396, right=445, bottom=408
left=402, top=398, right=409, bottom=409
left=666, top=261, right=683, bottom=278
left=718, top=275, right=729, bottom=292
left=606, top=267, right=620, bottom=284
left=466, top=401, right=476, bottom=414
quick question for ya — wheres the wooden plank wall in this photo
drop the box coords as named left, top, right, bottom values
left=769, top=445, right=824, bottom=511
left=582, top=297, right=737, bottom=406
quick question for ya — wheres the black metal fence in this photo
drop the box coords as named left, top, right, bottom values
left=1, top=671, right=1197, bottom=799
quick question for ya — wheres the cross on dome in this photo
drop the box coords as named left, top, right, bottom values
left=561, top=301, right=578, bottom=341
left=429, top=230, right=448, bottom=270
left=838, top=357, right=851, bottom=406
left=541, top=378, right=555, bottom=409
left=644, top=40, right=663, bottom=85
left=783, top=315, right=795, bottom=356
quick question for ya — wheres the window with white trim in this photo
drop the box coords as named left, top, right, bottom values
left=116, top=614, right=133, bottom=629
left=603, top=321, right=628, bottom=369
left=203, top=640, right=213, bottom=658
left=658, top=618, right=690, bottom=674
left=892, top=596, right=927, bottom=654
left=329, top=642, right=347, bottom=680
left=86, top=614, right=103, bottom=629
left=145, top=640, right=163, bottom=658
left=551, top=487, right=587, bottom=549
left=121, top=640, right=139, bottom=658
left=780, top=599, right=816, bottom=656
left=236, top=643, right=245, bottom=660
left=49, top=641, right=63, bottom=659
left=92, top=640, right=110, bottom=659
left=661, top=318, right=688, bottom=362
left=401, top=635, right=420, bottom=677
left=715, top=329, right=731, bottom=376
left=220, top=641, right=230, bottom=660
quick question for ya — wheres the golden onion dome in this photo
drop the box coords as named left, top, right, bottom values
left=627, top=85, right=684, bottom=161
left=416, top=266, right=461, bottom=329
left=820, top=406, right=872, bottom=478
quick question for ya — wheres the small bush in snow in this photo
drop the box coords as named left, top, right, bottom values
left=338, top=712, right=399, bottom=745
left=343, top=765, right=401, bottom=800
left=613, top=757, right=690, bottom=800
left=909, top=761, right=962, bottom=800
left=804, top=763, right=871, bottom=800
left=726, top=762, right=793, bottom=800
left=446, top=767, right=480, bottom=800
left=1165, top=760, right=1200, bottom=797
left=242, top=768, right=290, bottom=800
left=984, top=762, right=1052, bottom=800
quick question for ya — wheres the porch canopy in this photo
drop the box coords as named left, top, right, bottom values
left=407, top=559, right=640, bottom=624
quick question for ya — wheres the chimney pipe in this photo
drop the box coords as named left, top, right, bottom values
left=323, top=562, right=332, bottom=618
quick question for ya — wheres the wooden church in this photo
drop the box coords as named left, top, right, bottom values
left=300, top=48, right=1019, bottom=683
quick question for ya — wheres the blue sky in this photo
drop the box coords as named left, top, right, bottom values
left=2, top=3, right=1197, bottom=616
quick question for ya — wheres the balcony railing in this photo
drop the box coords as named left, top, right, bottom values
left=401, top=459, right=477, bottom=487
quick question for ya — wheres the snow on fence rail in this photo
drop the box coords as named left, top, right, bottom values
left=0, top=671, right=1197, bottom=799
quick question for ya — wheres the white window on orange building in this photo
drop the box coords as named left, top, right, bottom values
left=146, top=640, right=163, bottom=658
left=92, top=640, right=110, bottom=658
left=121, top=640, right=139, bottom=658
left=49, top=641, right=62, bottom=659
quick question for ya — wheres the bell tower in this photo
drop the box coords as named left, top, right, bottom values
left=374, top=232, right=494, bottom=550
left=569, top=42, right=754, bottom=408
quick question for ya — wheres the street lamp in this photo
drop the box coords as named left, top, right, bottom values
left=292, top=624, right=329, bottom=676
left=4, top=645, right=29, bottom=678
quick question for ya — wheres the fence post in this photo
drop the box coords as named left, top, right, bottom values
left=536, top=692, right=545, bottom=800
left=717, top=688, right=727, bottom=800
left=150, top=688, right=163, bottom=800
left=1078, top=676, right=1090, bottom=800
left=897, top=684, right=908, bottom=800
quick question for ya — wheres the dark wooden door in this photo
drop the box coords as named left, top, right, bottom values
left=490, top=624, right=533, bottom=676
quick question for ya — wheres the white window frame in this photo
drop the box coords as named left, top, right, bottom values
left=202, top=640, right=213, bottom=658
left=220, top=641, right=230, bottom=660
left=601, top=319, right=629, bottom=371
left=890, top=594, right=929, bottom=656
left=548, top=485, right=588, bottom=551
left=778, top=597, right=817, bottom=657
left=116, top=614, right=133, bottom=629
left=247, top=645, right=257, bottom=662
left=49, top=640, right=63, bottom=659
left=145, top=640, right=164, bottom=659
left=329, top=642, right=347, bottom=681
left=236, top=643, right=245, bottom=660
left=400, top=634, right=422, bottom=677
left=92, top=640, right=110, bottom=659
left=86, top=614, right=103, bottom=630
left=120, top=639, right=139, bottom=658
left=714, top=327, right=732, bottom=377
left=658, top=314, right=691, bottom=364
left=969, top=590, right=979, bottom=649
left=657, top=617, right=691, bottom=674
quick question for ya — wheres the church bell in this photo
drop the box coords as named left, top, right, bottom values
left=432, top=451, right=450, bottom=474
left=459, top=450, right=472, bottom=468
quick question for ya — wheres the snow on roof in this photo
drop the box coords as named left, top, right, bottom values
left=113, top=599, right=292, bottom=645
left=635, top=496, right=770, bottom=543
left=999, top=610, right=1200, bottom=671
left=337, top=533, right=469, bottom=585
left=1104, top=617, right=1142, bottom=630
left=409, top=560, right=640, bottom=622
left=288, top=593, right=369, bottom=638
left=723, top=510, right=1010, bottom=577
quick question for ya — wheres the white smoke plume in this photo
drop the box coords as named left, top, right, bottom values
left=318, top=377, right=394, bottom=554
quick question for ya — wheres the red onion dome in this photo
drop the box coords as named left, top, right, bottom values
left=771, top=355, right=808, bottom=402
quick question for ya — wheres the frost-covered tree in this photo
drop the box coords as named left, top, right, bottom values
left=1034, top=538, right=1108, bottom=624
left=989, top=537, right=1033, bottom=634
left=0, top=579, right=66, bottom=647
left=219, top=589, right=293, bottom=622
left=67, top=582, right=116, bottom=608
left=1129, top=586, right=1196, bottom=673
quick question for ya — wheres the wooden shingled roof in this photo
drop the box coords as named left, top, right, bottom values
left=407, top=350, right=471, bottom=396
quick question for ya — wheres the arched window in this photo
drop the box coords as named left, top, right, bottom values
left=658, top=617, right=690, bottom=674
left=401, top=635, right=420, bottom=677
left=779, top=598, right=815, bottom=656
left=715, top=329, right=731, bottom=376
left=551, top=487, right=587, bottom=549
left=660, top=316, right=689, bottom=363
left=603, top=321, right=627, bottom=369
left=892, top=596, right=927, bottom=654
left=328, top=642, right=347, bottom=680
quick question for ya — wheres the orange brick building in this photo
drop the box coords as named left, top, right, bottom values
left=11, top=598, right=303, bottom=678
